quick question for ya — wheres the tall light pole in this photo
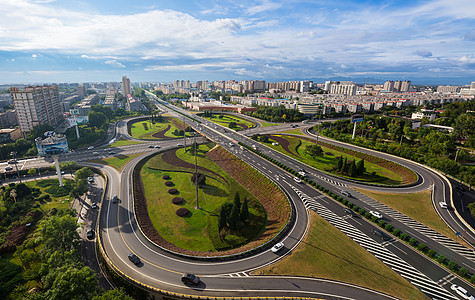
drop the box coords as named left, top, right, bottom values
left=194, top=132, right=200, bottom=209
left=183, top=117, right=187, bottom=152
left=10, top=151, right=21, bottom=183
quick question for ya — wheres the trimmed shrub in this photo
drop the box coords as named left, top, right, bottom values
left=176, top=208, right=190, bottom=217
left=164, top=181, right=174, bottom=186
left=364, top=212, right=372, bottom=219
left=371, top=216, right=379, bottom=223
left=448, top=261, right=457, bottom=270
left=393, top=229, right=401, bottom=237
left=172, top=197, right=184, bottom=204
left=428, top=249, right=436, bottom=258
left=418, top=243, right=427, bottom=252
left=437, top=255, right=446, bottom=264
left=348, top=202, right=354, bottom=208
left=384, top=224, right=393, bottom=232
left=353, top=205, right=359, bottom=211
left=409, top=238, right=418, bottom=247
left=400, top=233, right=410, bottom=241
left=470, top=275, right=475, bottom=284
left=342, top=199, right=348, bottom=205
left=168, top=188, right=178, bottom=194
left=162, top=175, right=170, bottom=180
left=358, top=208, right=365, bottom=215
left=458, top=268, right=468, bottom=278
left=378, top=220, right=386, bottom=227
left=336, top=196, right=343, bottom=202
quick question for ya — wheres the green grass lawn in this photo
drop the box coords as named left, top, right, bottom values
left=254, top=212, right=428, bottom=300
left=201, top=114, right=256, bottom=131
left=266, top=134, right=402, bottom=185
left=90, top=153, right=143, bottom=171
left=141, top=148, right=266, bottom=252
left=354, top=188, right=471, bottom=249
left=278, top=128, right=305, bottom=135
left=130, top=117, right=191, bottom=139
left=26, top=179, right=74, bottom=212
left=108, top=138, right=143, bottom=147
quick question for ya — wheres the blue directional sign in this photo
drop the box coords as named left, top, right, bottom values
left=351, top=114, right=364, bottom=123
left=455, top=232, right=461, bottom=236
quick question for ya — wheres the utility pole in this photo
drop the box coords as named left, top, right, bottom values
left=10, top=151, right=21, bottom=183
left=183, top=118, right=187, bottom=152
left=194, top=133, right=200, bottom=209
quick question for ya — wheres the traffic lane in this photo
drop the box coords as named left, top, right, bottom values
left=332, top=185, right=475, bottom=271
left=295, top=186, right=467, bottom=298
left=451, top=178, right=475, bottom=233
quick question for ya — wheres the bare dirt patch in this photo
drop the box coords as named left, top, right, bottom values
left=151, top=124, right=171, bottom=139
left=268, top=135, right=298, bottom=157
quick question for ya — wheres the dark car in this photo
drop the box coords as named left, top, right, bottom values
left=181, top=273, right=200, bottom=285
left=86, top=229, right=95, bottom=240
left=128, top=253, right=140, bottom=265
left=112, top=195, right=118, bottom=203
left=344, top=208, right=357, bottom=217
left=372, top=229, right=390, bottom=241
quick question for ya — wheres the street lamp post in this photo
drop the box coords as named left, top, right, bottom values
left=10, top=151, right=21, bottom=183
left=194, top=133, right=200, bottom=210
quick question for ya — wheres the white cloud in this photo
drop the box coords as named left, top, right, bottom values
left=104, top=60, right=125, bottom=68
left=11, top=59, right=15, bottom=62
left=31, top=54, right=37, bottom=58
left=244, top=0, right=282, bottom=16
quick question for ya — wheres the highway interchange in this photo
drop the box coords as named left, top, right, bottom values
left=3, top=94, right=475, bottom=299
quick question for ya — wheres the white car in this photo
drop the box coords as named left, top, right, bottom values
left=370, top=211, right=383, bottom=219
left=451, top=284, right=475, bottom=300
left=293, top=177, right=302, bottom=183
left=271, top=242, right=284, bottom=253
left=439, top=202, right=448, bottom=209
left=87, top=146, right=94, bottom=150
left=341, top=190, right=352, bottom=197
left=298, top=171, right=306, bottom=177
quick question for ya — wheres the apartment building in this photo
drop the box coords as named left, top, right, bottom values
left=10, top=85, right=64, bottom=137
left=0, top=110, right=18, bottom=128
left=121, top=76, right=131, bottom=96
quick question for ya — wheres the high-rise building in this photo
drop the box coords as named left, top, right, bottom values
left=330, top=81, right=356, bottom=96
left=383, top=80, right=395, bottom=92
left=121, top=76, right=131, bottom=96
left=400, top=81, right=411, bottom=92
left=77, top=85, right=86, bottom=98
left=10, top=85, right=64, bottom=137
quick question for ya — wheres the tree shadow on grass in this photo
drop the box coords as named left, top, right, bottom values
left=201, top=185, right=228, bottom=197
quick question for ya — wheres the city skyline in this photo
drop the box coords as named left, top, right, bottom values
left=0, top=0, right=474, bottom=84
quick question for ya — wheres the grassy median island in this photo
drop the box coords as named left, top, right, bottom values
left=108, top=137, right=143, bottom=147
left=91, top=153, right=142, bottom=171
left=130, top=116, right=192, bottom=140
left=254, top=212, right=428, bottom=300
left=139, top=145, right=290, bottom=254
left=354, top=187, right=471, bottom=248
left=262, top=134, right=412, bottom=185
left=199, top=113, right=256, bottom=131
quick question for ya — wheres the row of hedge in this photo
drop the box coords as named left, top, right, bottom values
left=238, top=141, right=475, bottom=284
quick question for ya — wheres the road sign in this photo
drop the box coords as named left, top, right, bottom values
left=351, top=114, right=364, bottom=123
left=44, top=131, right=55, bottom=137
left=455, top=232, right=461, bottom=236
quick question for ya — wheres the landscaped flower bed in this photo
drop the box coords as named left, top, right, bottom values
left=172, top=197, right=184, bottom=204
left=165, top=181, right=174, bottom=186
left=168, top=188, right=178, bottom=194
left=176, top=208, right=190, bottom=217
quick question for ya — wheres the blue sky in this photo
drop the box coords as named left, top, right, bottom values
left=0, top=0, right=474, bottom=85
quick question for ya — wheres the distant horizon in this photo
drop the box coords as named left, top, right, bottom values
left=1, top=1, right=474, bottom=85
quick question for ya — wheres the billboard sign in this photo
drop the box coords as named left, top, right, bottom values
left=35, top=135, right=69, bottom=156
left=351, top=114, right=364, bottom=123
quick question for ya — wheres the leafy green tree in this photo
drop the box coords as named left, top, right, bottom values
left=234, top=192, right=241, bottom=210
left=342, top=157, right=349, bottom=173
left=74, top=167, right=93, bottom=180
left=88, top=111, right=107, bottom=129
left=356, top=159, right=366, bottom=176
left=337, top=156, right=343, bottom=171
left=349, top=160, right=357, bottom=177
left=92, top=288, right=134, bottom=300
left=305, top=144, right=323, bottom=158
left=454, top=113, right=475, bottom=139
left=228, top=203, right=240, bottom=229
left=44, top=266, right=98, bottom=300
left=468, top=202, right=475, bottom=218
left=60, top=161, right=78, bottom=171
left=218, top=205, right=228, bottom=229
left=39, top=215, right=80, bottom=252
left=240, top=197, right=249, bottom=221
left=0, top=258, right=24, bottom=298
left=228, top=121, right=237, bottom=129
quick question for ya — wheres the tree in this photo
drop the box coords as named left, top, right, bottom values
left=228, top=204, right=240, bottom=229
left=349, top=160, right=357, bottom=177
left=218, top=205, right=227, bottom=230
left=337, top=156, right=343, bottom=171
left=228, top=122, right=237, bottom=129
left=26, top=123, right=54, bottom=141
left=60, top=161, right=78, bottom=171
left=39, top=215, right=81, bottom=252
left=0, top=258, right=24, bottom=299
left=305, top=144, right=323, bottom=158
left=240, top=197, right=249, bottom=221
left=356, top=159, right=366, bottom=176
left=469, top=202, right=475, bottom=218
left=88, top=111, right=107, bottom=129
left=454, top=113, right=475, bottom=139
left=43, top=266, right=98, bottom=300
left=74, top=167, right=93, bottom=181
left=234, top=192, right=241, bottom=210
left=342, top=157, right=349, bottom=173
left=92, top=288, right=134, bottom=300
